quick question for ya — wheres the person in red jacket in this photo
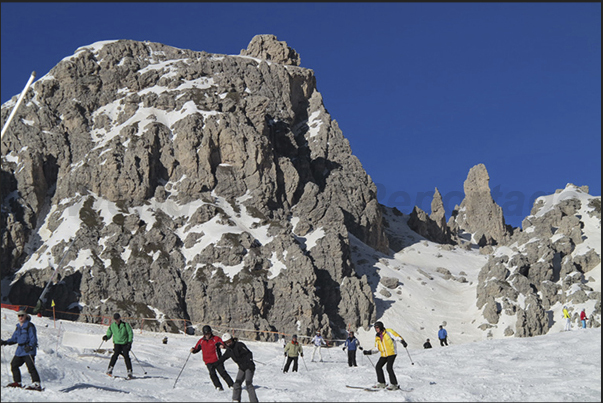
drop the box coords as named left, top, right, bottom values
left=190, top=325, right=234, bottom=391
left=580, top=309, right=588, bottom=329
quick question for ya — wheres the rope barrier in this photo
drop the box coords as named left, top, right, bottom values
left=0, top=303, right=349, bottom=343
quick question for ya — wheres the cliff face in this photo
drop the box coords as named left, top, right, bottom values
left=475, top=184, right=601, bottom=337
left=1, top=35, right=388, bottom=339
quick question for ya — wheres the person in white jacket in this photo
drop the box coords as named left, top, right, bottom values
left=310, top=331, right=327, bottom=362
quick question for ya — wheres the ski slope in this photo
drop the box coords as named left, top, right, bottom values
left=1, top=308, right=600, bottom=402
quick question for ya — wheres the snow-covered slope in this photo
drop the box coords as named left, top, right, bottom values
left=0, top=308, right=600, bottom=402
left=350, top=207, right=489, bottom=348
left=350, top=184, right=600, bottom=348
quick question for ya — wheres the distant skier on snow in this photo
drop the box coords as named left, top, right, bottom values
left=217, top=333, right=258, bottom=403
left=423, top=338, right=432, bottom=349
left=580, top=309, right=588, bottom=329
left=363, top=321, right=407, bottom=390
left=103, top=312, right=134, bottom=379
left=342, top=330, right=363, bottom=367
left=283, top=334, right=303, bottom=372
left=310, top=330, right=328, bottom=362
left=438, top=325, right=448, bottom=346
left=563, top=306, right=572, bottom=331
left=190, top=325, right=234, bottom=391
left=1, top=309, right=42, bottom=390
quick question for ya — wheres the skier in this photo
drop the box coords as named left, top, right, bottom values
left=1, top=309, right=42, bottom=390
left=283, top=334, right=303, bottom=372
left=363, top=321, right=407, bottom=390
left=217, top=333, right=258, bottom=403
left=342, top=331, right=362, bottom=367
left=563, top=306, right=571, bottom=331
left=423, top=338, right=432, bottom=349
left=103, top=313, right=134, bottom=379
left=190, top=325, right=234, bottom=391
left=580, top=309, right=587, bottom=329
left=310, top=330, right=327, bottom=362
left=438, top=325, right=448, bottom=346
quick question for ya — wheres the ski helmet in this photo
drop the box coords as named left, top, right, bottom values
left=202, top=325, right=212, bottom=335
left=374, top=321, right=384, bottom=331
left=222, top=332, right=233, bottom=342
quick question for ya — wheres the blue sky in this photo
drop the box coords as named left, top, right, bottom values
left=2, top=2, right=601, bottom=228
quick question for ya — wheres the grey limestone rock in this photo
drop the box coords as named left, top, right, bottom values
left=1, top=35, right=385, bottom=338
left=448, top=164, right=511, bottom=246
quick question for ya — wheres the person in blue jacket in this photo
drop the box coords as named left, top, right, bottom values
left=1, top=309, right=41, bottom=389
left=342, top=331, right=363, bottom=367
left=438, top=325, right=448, bottom=346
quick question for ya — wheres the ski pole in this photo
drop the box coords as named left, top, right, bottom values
left=130, top=350, right=148, bottom=374
left=95, top=339, right=105, bottom=353
left=301, top=355, right=309, bottom=371
left=173, top=351, right=191, bottom=388
left=86, top=339, right=106, bottom=368
left=365, top=353, right=375, bottom=368
left=404, top=347, right=414, bottom=365
left=281, top=355, right=287, bottom=372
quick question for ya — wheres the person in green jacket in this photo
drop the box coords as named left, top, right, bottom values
left=283, top=334, right=303, bottom=373
left=103, top=313, right=134, bottom=378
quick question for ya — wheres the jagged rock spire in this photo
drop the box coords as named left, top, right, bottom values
left=240, top=34, right=300, bottom=66
left=449, top=163, right=511, bottom=246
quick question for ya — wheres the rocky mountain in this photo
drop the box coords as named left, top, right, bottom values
left=475, top=184, right=601, bottom=337
left=405, top=166, right=600, bottom=338
left=1, top=35, right=388, bottom=339
left=1, top=35, right=600, bottom=341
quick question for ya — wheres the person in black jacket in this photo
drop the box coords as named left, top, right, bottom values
left=218, top=333, right=258, bottom=403
left=423, top=338, right=432, bottom=349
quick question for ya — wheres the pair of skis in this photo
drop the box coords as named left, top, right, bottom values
left=107, top=373, right=134, bottom=380
left=5, top=383, right=44, bottom=392
left=346, top=384, right=413, bottom=392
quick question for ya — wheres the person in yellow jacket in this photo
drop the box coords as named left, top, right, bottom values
left=363, top=321, right=407, bottom=390
left=562, top=306, right=571, bottom=331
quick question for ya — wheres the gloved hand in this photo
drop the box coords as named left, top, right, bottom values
left=284, top=353, right=287, bottom=357
left=0, top=340, right=5, bottom=346
left=124, top=342, right=132, bottom=352
left=342, top=347, right=346, bottom=351
left=24, top=345, right=33, bottom=353
left=363, top=350, right=372, bottom=355
left=102, top=335, right=109, bottom=341
left=191, top=347, right=197, bottom=354
left=400, top=340, right=408, bottom=348
left=359, top=347, right=363, bottom=350
left=300, top=353, right=303, bottom=357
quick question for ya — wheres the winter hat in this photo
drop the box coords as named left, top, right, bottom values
left=113, top=313, right=121, bottom=320
left=222, top=333, right=233, bottom=342
left=292, top=334, right=297, bottom=339
left=16, top=309, right=27, bottom=316
left=202, top=325, right=212, bottom=335
left=374, top=321, right=384, bottom=330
